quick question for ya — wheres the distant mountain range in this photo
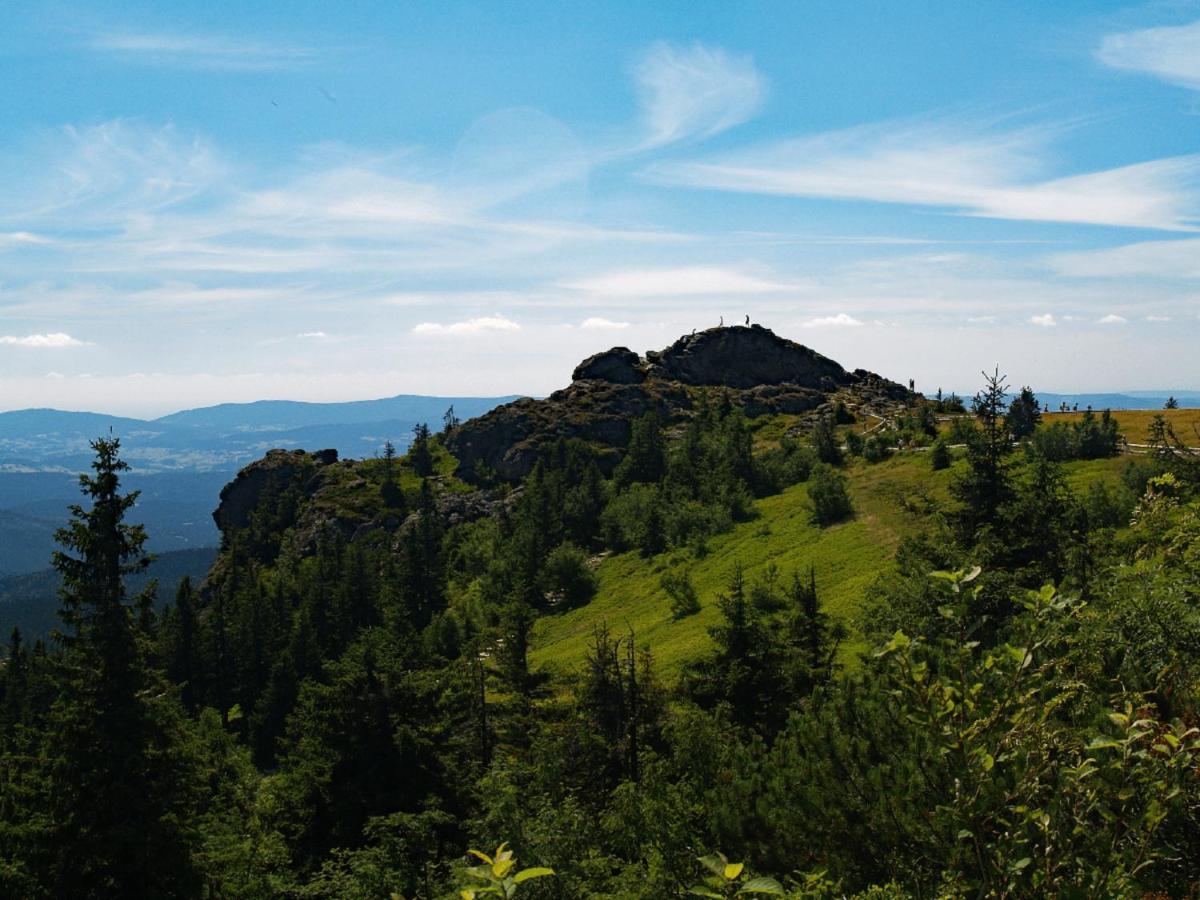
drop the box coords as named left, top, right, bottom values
left=943, top=391, right=1200, bottom=411
left=1034, top=392, right=1200, bottom=411
left=0, top=394, right=522, bottom=474
left=0, top=393, right=518, bottom=576
left=0, top=547, right=219, bottom=644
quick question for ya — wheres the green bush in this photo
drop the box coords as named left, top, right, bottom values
left=808, top=464, right=853, bottom=525
left=930, top=440, right=951, bottom=471
left=661, top=569, right=701, bottom=618
left=540, top=542, right=597, bottom=609
left=863, top=434, right=893, bottom=463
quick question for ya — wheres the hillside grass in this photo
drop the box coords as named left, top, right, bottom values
left=530, top=450, right=1129, bottom=682
left=1044, top=408, right=1200, bottom=446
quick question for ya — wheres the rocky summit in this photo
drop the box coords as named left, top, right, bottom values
left=447, top=324, right=911, bottom=483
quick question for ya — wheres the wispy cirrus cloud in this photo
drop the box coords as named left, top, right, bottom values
left=0, top=332, right=86, bottom=347
left=90, top=30, right=318, bottom=70
left=412, top=315, right=521, bottom=336
left=1097, top=19, right=1200, bottom=91
left=646, top=116, right=1200, bottom=231
left=1049, top=238, right=1200, bottom=279
left=633, top=43, right=765, bottom=149
left=0, top=231, right=51, bottom=247
left=4, top=120, right=227, bottom=224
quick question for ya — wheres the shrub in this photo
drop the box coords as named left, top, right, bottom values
left=947, top=416, right=977, bottom=444
left=808, top=464, right=853, bottom=525
left=540, top=542, right=597, bottom=609
left=863, top=434, right=893, bottom=463
left=810, top=415, right=843, bottom=466
left=845, top=430, right=864, bottom=457
left=930, top=440, right=951, bottom=471
left=661, top=569, right=700, bottom=618
left=600, top=483, right=659, bottom=551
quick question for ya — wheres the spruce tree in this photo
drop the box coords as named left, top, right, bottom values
left=952, top=367, right=1014, bottom=539
left=45, top=437, right=200, bottom=897
left=409, top=423, right=434, bottom=477
left=1006, top=386, right=1041, bottom=439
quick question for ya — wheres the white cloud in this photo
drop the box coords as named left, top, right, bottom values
left=580, top=317, right=630, bottom=330
left=3, top=120, right=227, bottom=225
left=1146, top=315, right=1172, bottom=322
left=1030, top=313, right=1057, bottom=327
left=800, top=313, right=864, bottom=328
left=646, top=117, right=1200, bottom=231
left=412, top=315, right=521, bottom=336
left=563, top=266, right=789, bottom=297
left=1097, top=314, right=1127, bottom=325
left=634, top=43, right=765, bottom=148
left=297, top=331, right=328, bottom=339
left=0, top=332, right=86, bottom=347
left=0, top=231, right=51, bottom=247
left=1097, top=20, right=1200, bottom=91
left=1049, top=238, right=1200, bottom=279
left=90, top=30, right=317, bottom=70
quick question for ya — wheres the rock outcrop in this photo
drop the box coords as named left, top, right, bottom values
left=572, top=347, right=645, bottom=384
left=446, top=324, right=913, bottom=483
left=646, top=325, right=848, bottom=389
left=212, top=449, right=318, bottom=532
left=202, top=323, right=914, bottom=589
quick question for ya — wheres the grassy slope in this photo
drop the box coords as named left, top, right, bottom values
left=1044, top=408, right=1200, bottom=446
left=531, top=451, right=1129, bottom=681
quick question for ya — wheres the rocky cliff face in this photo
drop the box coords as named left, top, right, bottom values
left=446, top=325, right=911, bottom=483
left=202, top=324, right=911, bottom=584
left=205, top=447, right=508, bottom=592
left=645, top=325, right=848, bottom=389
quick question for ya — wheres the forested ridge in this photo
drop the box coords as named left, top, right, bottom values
left=3, top=342, right=1200, bottom=898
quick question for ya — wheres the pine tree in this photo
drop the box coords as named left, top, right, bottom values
left=614, top=412, right=667, bottom=487
left=810, top=413, right=843, bottom=465
left=1006, top=386, right=1041, bottom=439
left=952, top=367, right=1014, bottom=539
left=44, top=437, right=200, bottom=896
left=163, top=576, right=198, bottom=712
left=409, top=423, right=434, bottom=477
left=381, top=440, right=406, bottom=511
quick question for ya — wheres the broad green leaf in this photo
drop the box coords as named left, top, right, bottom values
left=513, top=868, right=554, bottom=884
left=697, top=855, right=727, bottom=878
left=723, top=862, right=744, bottom=880
left=468, top=849, right=493, bottom=865
left=492, top=857, right=514, bottom=878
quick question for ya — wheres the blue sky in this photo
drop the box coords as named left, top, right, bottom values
left=1, top=0, right=1199, bottom=416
